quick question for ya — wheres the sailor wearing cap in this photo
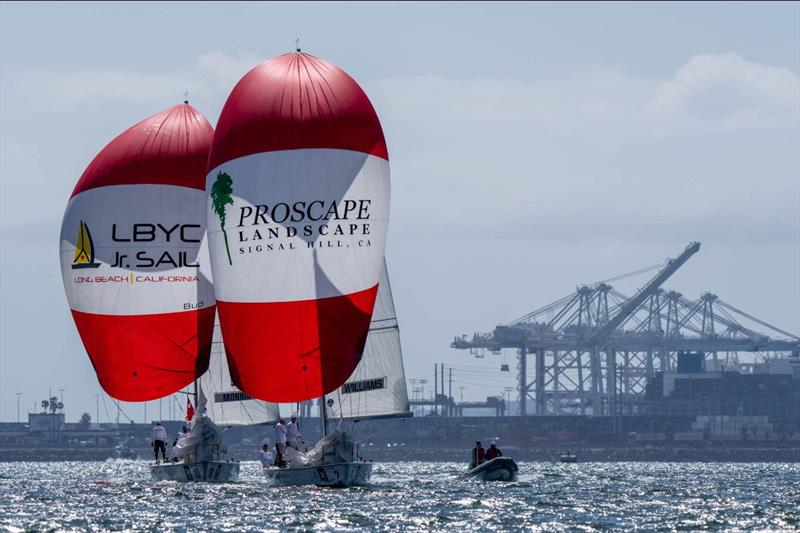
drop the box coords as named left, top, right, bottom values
left=286, top=414, right=303, bottom=450
left=273, top=419, right=287, bottom=466
left=485, top=441, right=503, bottom=461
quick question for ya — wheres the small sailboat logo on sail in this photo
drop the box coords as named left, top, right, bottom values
left=71, top=221, right=100, bottom=269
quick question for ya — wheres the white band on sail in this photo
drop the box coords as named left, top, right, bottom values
left=61, top=184, right=213, bottom=315
left=206, top=148, right=390, bottom=303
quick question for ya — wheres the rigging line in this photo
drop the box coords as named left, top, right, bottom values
left=595, top=261, right=667, bottom=285
left=236, top=392, right=260, bottom=426
left=173, top=393, right=186, bottom=418
left=445, top=370, right=517, bottom=378
left=114, top=400, right=133, bottom=423
left=357, top=417, right=407, bottom=443
left=336, top=393, right=344, bottom=423
left=508, top=293, right=577, bottom=326
left=447, top=366, right=517, bottom=373
left=100, top=391, right=112, bottom=425
left=717, top=300, right=799, bottom=340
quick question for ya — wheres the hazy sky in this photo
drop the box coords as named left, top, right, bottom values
left=1, top=2, right=798, bottom=422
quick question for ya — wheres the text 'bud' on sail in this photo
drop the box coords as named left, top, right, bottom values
left=59, top=104, right=216, bottom=402
left=206, top=52, right=390, bottom=403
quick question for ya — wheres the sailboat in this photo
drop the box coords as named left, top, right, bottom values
left=263, top=261, right=411, bottom=487
left=150, top=315, right=280, bottom=482
left=60, top=102, right=276, bottom=483
left=204, top=51, right=398, bottom=487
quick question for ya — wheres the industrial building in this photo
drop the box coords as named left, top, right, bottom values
left=644, top=353, right=799, bottom=425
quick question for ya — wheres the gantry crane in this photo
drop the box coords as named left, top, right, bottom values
left=451, top=241, right=800, bottom=416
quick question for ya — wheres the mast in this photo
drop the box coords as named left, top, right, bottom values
left=320, top=395, right=328, bottom=437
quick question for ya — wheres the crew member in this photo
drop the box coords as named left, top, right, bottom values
left=286, top=415, right=302, bottom=450
left=151, top=422, right=168, bottom=464
left=259, top=443, right=274, bottom=468
left=485, top=441, right=503, bottom=461
left=273, top=418, right=287, bottom=466
left=470, top=441, right=485, bottom=469
left=172, top=425, right=190, bottom=447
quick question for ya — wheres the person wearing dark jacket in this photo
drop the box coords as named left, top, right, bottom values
left=470, top=441, right=485, bottom=469
left=485, top=442, right=503, bottom=461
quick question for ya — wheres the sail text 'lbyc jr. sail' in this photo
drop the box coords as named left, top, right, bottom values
left=59, top=104, right=216, bottom=401
left=206, top=52, right=391, bottom=403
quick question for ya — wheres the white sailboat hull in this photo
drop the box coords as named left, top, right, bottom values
left=150, top=460, right=240, bottom=483
left=263, top=461, right=372, bottom=487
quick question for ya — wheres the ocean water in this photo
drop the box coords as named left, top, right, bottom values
left=0, top=461, right=798, bottom=531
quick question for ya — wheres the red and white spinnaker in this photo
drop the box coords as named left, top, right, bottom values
left=206, top=52, right=390, bottom=402
left=59, top=104, right=216, bottom=401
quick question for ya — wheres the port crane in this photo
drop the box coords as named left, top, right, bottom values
left=451, top=242, right=800, bottom=416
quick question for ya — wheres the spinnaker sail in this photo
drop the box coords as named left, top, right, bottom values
left=59, top=104, right=215, bottom=401
left=206, top=52, right=391, bottom=402
left=201, top=313, right=280, bottom=426
left=326, top=260, right=411, bottom=421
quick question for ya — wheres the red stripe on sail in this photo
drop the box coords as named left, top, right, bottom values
left=71, top=307, right=215, bottom=402
left=217, top=285, right=379, bottom=403
left=71, top=104, right=213, bottom=198
left=208, top=52, right=387, bottom=171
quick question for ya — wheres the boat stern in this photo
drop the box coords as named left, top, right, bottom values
left=150, top=460, right=240, bottom=483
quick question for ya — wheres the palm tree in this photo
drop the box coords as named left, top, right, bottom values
left=210, top=171, right=234, bottom=265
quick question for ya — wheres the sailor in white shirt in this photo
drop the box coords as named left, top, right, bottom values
left=151, top=422, right=168, bottom=464
left=286, top=415, right=302, bottom=450
left=173, top=425, right=190, bottom=445
left=259, top=443, right=274, bottom=468
left=273, top=419, right=287, bottom=466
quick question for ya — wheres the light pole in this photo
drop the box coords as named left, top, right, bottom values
left=409, top=379, right=417, bottom=415
left=16, top=393, right=21, bottom=423
left=95, top=394, right=100, bottom=426
left=419, top=380, right=427, bottom=415
left=57, top=390, right=65, bottom=445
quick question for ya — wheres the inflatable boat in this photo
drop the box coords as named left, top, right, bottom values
left=462, top=457, right=518, bottom=481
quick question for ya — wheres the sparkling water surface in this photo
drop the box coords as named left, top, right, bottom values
left=1, top=461, right=798, bottom=531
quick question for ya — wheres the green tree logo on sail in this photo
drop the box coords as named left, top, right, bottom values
left=211, top=171, right=234, bottom=265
